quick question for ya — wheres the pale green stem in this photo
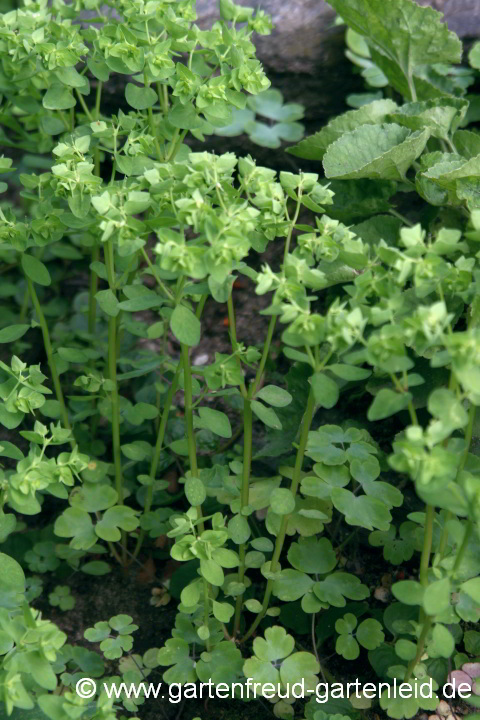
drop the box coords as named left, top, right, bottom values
left=26, top=278, right=74, bottom=448
left=104, top=240, right=125, bottom=563
left=241, top=387, right=316, bottom=644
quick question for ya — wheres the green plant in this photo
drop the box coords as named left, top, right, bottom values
left=1, top=0, right=480, bottom=719
left=215, top=87, right=306, bottom=148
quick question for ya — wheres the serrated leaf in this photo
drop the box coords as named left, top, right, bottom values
left=324, top=124, right=429, bottom=181
left=328, top=0, right=462, bottom=94
left=289, top=99, right=397, bottom=160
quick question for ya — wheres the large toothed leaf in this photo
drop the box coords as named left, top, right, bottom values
left=323, top=124, right=429, bottom=181
left=387, top=98, right=468, bottom=140
left=288, top=99, right=398, bottom=161
left=327, top=0, right=462, bottom=94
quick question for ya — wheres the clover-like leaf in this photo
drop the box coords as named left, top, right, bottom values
left=313, top=572, right=369, bottom=607
left=253, top=626, right=295, bottom=662
left=287, top=536, right=337, bottom=574
left=331, top=488, right=392, bottom=531
left=95, top=506, right=139, bottom=542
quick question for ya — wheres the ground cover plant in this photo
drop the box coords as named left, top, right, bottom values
left=1, top=0, right=480, bottom=719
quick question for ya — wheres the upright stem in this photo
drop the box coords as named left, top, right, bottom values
left=104, top=240, right=125, bottom=563
left=132, top=367, right=181, bottom=560
left=419, top=504, right=434, bottom=588
left=88, top=244, right=99, bottom=335
left=26, top=278, right=73, bottom=447
left=404, top=616, right=432, bottom=682
left=181, top=342, right=204, bottom=533
left=241, top=387, right=316, bottom=644
left=181, top=341, right=211, bottom=647
left=233, top=398, right=253, bottom=636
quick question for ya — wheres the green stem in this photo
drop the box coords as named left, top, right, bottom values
left=250, top=315, right=277, bottom=397
left=419, top=504, right=434, bottom=588
left=227, top=293, right=247, bottom=399
left=88, top=244, right=99, bottom=335
left=132, top=367, right=181, bottom=560
left=140, top=247, right=175, bottom=302
left=404, top=616, right=432, bottom=682
left=450, top=519, right=473, bottom=579
left=75, top=89, right=93, bottom=122
left=389, top=208, right=414, bottom=227
left=19, top=285, right=29, bottom=323
left=233, top=398, right=253, bottom=636
left=104, top=240, right=125, bottom=563
left=181, top=342, right=204, bottom=533
left=240, top=387, right=316, bottom=644
left=27, top=278, right=73, bottom=447
left=181, top=341, right=211, bottom=647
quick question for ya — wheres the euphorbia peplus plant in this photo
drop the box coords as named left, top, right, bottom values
left=1, top=0, right=480, bottom=719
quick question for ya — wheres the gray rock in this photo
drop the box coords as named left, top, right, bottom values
left=196, top=0, right=480, bottom=77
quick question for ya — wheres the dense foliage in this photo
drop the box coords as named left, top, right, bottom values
left=1, top=0, right=480, bottom=718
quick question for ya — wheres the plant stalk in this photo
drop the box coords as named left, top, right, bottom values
left=240, top=387, right=316, bottom=644
left=104, top=239, right=126, bottom=563
left=26, top=277, right=74, bottom=447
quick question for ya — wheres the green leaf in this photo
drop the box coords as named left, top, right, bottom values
left=81, top=561, right=111, bottom=575
left=200, top=558, right=224, bottom=586
left=125, top=83, right=157, bottom=110
left=288, top=99, right=397, bottom=161
left=254, top=625, right=294, bottom=661
left=323, top=124, right=429, bottom=181
left=272, top=569, right=314, bottom=602
left=280, top=651, right=319, bottom=690
left=0, top=552, right=25, bottom=597
left=0, top=325, right=30, bottom=343
left=194, top=407, right=232, bottom=438
left=423, top=577, right=451, bottom=616
left=357, top=618, right=384, bottom=650
left=43, top=84, right=76, bottom=110
left=313, top=572, right=370, bottom=607
left=21, top=254, right=51, bottom=286
left=331, top=488, right=392, bottom=531
left=328, top=364, right=371, bottom=381
left=169, top=101, right=201, bottom=130
left=255, top=385, right=292, bottom=407
left=270, top=488, right=295, bottom=515
left=287, top=536, right=337, bottom=574
left=212, top=600, right=234, bottom=623
left=367, top=388, right=412, bottom=420
left=95, top=506, right=139, bottom=542
left=392, top=580, right=424, bottom=606
left=460, top=577, right=480, bottom=604
left=185, top=477, right=206, bottom=506
left=309, top=372, right=339, bottom=408
left=388, top=98, right=468, bottom=140
left=328, top=0, right=462, bottom=92
left=170, top=305, right=201, bottom=346
left=431, top=623, right=454, bottom=658
left=336, top=633, right=360, bottom=660
left=95, top=289, right=119, bottom=317
left=251, top=400, right=282, bottom=429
